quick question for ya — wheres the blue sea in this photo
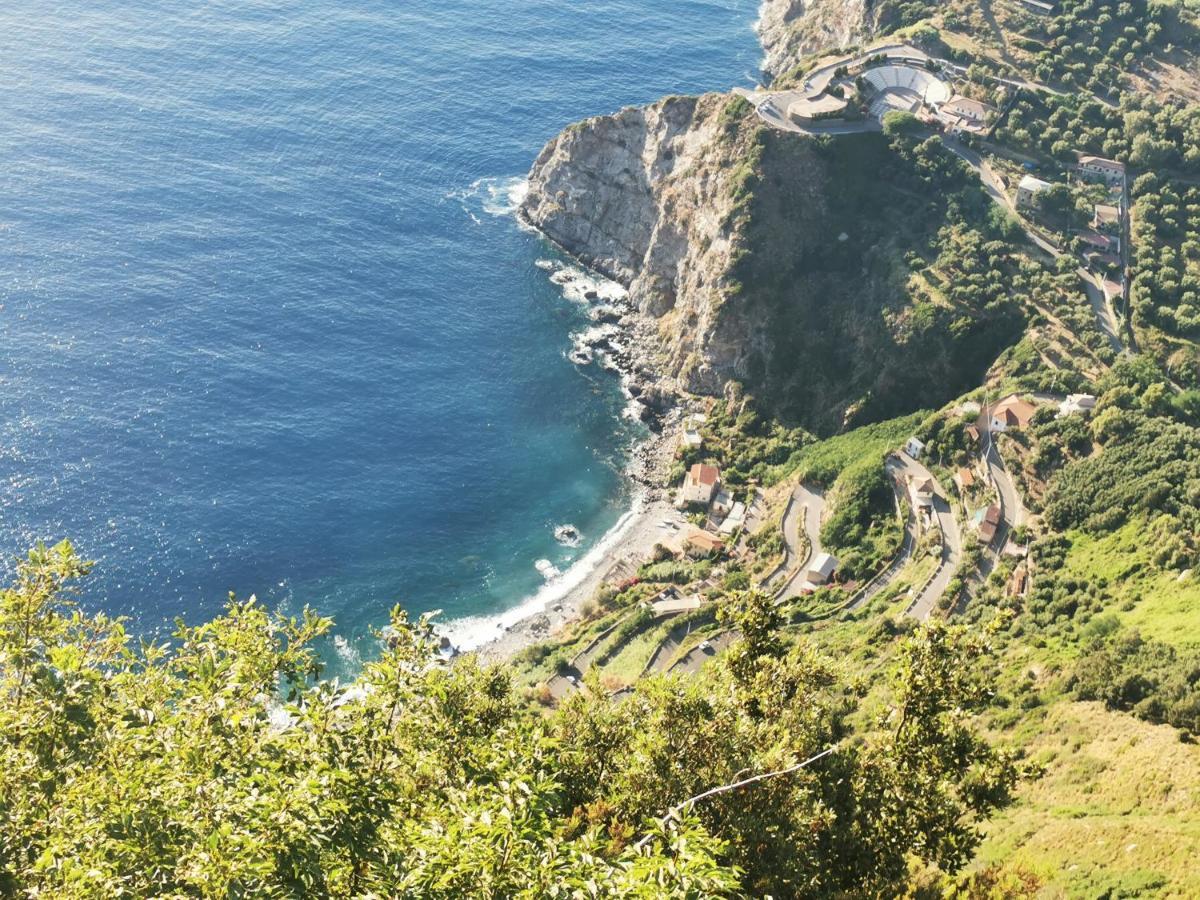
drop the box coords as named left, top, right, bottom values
left=0, top=0, right=761, bottom=668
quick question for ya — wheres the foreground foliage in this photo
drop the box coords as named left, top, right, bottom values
left=0, top=544, right=1022, bottom=897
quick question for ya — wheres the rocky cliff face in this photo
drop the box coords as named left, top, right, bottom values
left=519, top=93, right=769, bottom=396
left=755, top=0, right=876, bottom=80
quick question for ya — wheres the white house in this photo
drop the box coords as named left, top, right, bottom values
left=988, top=395, right=1037, bottom=432
left=679, top=413, right=707, bottom=449
left=910, top=476, right=937, bottom=511
left=679, top=463, right=721, bottom=507
left=718, top=501, right=747, bottom=535
left=904, top=436, right=926, bottom=459
left=1058, top=393, right=1097, bottom=417
left=806, top=552, right=838, bottom=585
left=1078, top=155, right=1125, bottom=184
left=939, top=95, right=994, bottom=133
left=1016, top=175, right=1052, bottom=209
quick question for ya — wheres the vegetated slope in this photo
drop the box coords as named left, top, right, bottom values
left=731, top=130, right=1026, bottom=432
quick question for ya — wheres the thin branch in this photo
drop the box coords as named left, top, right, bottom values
left=633, top=742, right=840, bottom=851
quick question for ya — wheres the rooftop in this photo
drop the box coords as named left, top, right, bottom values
left=688, top=463, right=720, bottom=487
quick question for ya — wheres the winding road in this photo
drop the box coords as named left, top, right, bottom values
left=847, top=457, right=918, bottom=610
left=776, top=483, right=826, bottom=601
left=944, top=138, right=1127, bottom=356
left=892, top=452, right=963, bottom=621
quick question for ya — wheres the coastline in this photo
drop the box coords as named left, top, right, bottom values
left=472, top=423, right=685, bottom=665
left=463, top=232, right=687, bottom=664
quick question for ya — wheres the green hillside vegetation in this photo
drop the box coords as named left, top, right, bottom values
left=730, top=130, right=1027, bottom=433
left=0, top=545, right=1029, bottom=897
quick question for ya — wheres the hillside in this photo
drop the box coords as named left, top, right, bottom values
left=6, top=0, right=1200, bottom=896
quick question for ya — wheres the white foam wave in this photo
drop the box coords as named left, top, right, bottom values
left=441, top=498, right=645, bottom=652
left=450, top=175, right=530, bottom=220
left=546, top=262, right=628, bottom=305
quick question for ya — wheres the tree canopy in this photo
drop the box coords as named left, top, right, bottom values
left=0, top=543, right=1022, bottom=897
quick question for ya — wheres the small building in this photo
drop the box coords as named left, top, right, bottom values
left=1079, top=230, right=1118, bottom=253
left=806, top=552, right=839, bottom=585
left=965, top=423, right=981, bottom=444
left=649, top=592, right=704, bottom=618
left=953, top=466, right=976, bottom=494
left=711, top=490, right=735, bottom=517
left=1078, top=155, right=1125, bottom=184
left=718, top=501, right=747, bottom=535
left=910, top=476, right=937, bottom=511
left=679, top=463, right=721, bottom=507
left=939, top=95, right=994, bottom=133
left=1058, top=393, right=1097, bottom=417
left=1093, top=204, right=1120, bottom=233
left=683, top=526, right=724, bottom=556
left=973, top=504, right=1003, bottom=545
left=988, top=395, right=1037, bottom=432
left=1018, top=0, right=1054, bottom=13
left=904, top=436, right=926, bottom=459
left=1016, top=175, right=1052, bottom=209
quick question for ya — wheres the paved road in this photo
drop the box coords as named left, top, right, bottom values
left=777, top=484, right=826, bottom=601
left=943, top=138, right=1127, bottom=356
left=668, top=629, right=739, bottom=676
left=890, top=452, right=962, bottom=621
left=847, top=457, right=918, bottom=610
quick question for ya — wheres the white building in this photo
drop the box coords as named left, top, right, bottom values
left=904, top=436, right=926, bottom=459
left=806, top=552, right=838, bottom=585
left=678, top=463, right=721, bottom=507
left=1078, top=155, right=1125, bottom=184
left=1058, top=393, right=1097, bottom=417
left=909, top=476, right=937, bottom=511
left=1017, top=175, right=1052, bottom=209
left=718, top=501, right=747, bottom=535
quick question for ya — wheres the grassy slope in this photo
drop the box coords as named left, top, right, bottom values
left=1060, top=521, right=1200, bottom=649
left=977, top=700, right=1200, bottom=898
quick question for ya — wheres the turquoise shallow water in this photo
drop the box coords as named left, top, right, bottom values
left=0, top=0, right=761, bottom=668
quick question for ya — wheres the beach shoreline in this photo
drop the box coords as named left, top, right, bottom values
left=472, top=417, right=686, bottom=665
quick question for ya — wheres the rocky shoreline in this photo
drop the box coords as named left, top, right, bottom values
left=469, top=245, right=687, bottom=663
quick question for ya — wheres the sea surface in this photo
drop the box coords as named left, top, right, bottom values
left=0, top=0, right=761, bottom=670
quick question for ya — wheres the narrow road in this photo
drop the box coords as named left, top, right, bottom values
left=777, top=484, right=826, bottom=601
left=847, top=457, right=917, bottom=610
left=943, top=138, right=1127, bottom=356
left=983, top=431, right=1026, bottom=535
left=668, top=629, right=739, bottom=676
left=890, top=452, right=962, bottom=621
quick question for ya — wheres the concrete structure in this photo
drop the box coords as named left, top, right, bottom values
left=679, top=463, right=720, bottom=507
left=1079, top=155, right=1125, bottom=184
left=649, top=591, right=704, bottom=618
left=787, top=93, right=848, bottom=124
left=1018, top=0, right=1054, bottom=12
left=988, top=395, right=1038, bottom=432
left=1058, top=393, right=1097, bottom=417
left=806, top=552, right=839, bottom=585
left=718, top=501, right=747, bottom=535
left=861, top=64, right=951, bottom=105
left=905, top=436, right=926, bottom=459
left=938, top=94, right=994, bottom=134
left=1016, top=175, right=1052, bottom=209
